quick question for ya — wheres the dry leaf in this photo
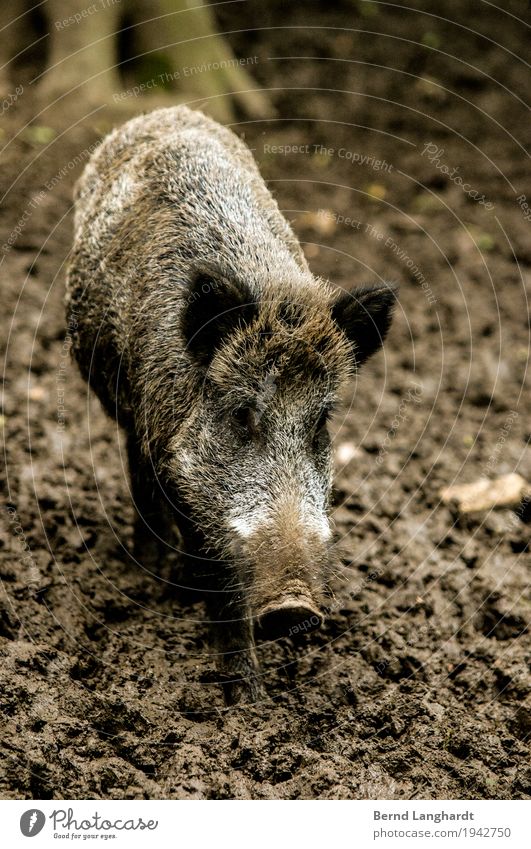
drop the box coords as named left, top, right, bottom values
left=440, top=473, right=529, bottom=514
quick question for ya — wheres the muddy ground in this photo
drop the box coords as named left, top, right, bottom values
left=1, top=0, right=530, bottom=799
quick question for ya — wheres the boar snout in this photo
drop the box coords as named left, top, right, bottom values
left=255, top=594, right=324, bottom=640
left=233, top=501, right=331, bottom=641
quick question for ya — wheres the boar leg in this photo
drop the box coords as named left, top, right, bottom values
left=199, top=567, right=263, bottom=705
left=175, top=519, right=263, bottom=704
left=127, top=435, right=174, bottom=569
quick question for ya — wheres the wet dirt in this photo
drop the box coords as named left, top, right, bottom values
left=1, top=0, right=530, bottom=799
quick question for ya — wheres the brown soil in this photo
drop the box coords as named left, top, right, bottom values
left=1, top=0, right=530, bottom=799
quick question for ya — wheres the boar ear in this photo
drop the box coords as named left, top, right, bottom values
left=181, top=272, right=257, bottom=365
left=331, top=283, right=398, bottom=368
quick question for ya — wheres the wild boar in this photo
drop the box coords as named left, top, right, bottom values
left=66, top=105, right=397, bottom=703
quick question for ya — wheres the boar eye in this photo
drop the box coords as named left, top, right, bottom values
left=231, top=405, right=257, bottom=437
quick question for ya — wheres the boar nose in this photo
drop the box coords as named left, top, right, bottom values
left=255, top=595, right=324, bottom=640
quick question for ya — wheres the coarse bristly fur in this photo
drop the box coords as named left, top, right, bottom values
left=66, top=105, right=397, bottom=704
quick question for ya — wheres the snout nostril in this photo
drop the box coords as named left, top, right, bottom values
left=255, top=598, right=324, bottom=640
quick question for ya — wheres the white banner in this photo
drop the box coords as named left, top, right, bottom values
left=1, top=799, right=529, bottom=848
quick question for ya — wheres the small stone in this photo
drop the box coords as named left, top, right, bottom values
left=29, top=385, right=46, bottom=402
left=336, top=442, right=362, bottom=465
left=298, top=209, right=337, bottom=236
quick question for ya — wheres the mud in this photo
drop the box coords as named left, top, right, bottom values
left=0, top=0, right=529, bottom=799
